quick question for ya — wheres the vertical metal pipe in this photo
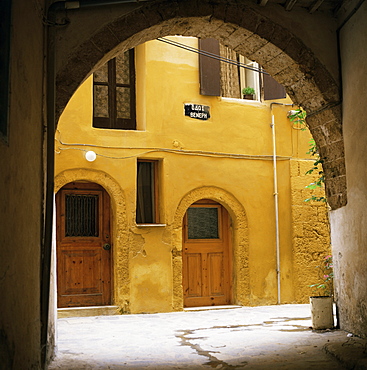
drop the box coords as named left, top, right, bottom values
left=270, top=102, right=294, bottom=305
left=270, top=105, right=281, bottom=304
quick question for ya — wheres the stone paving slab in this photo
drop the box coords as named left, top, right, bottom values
left=48, top=304, right=360, bottom=369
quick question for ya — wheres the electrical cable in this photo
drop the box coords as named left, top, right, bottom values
left=56, top=145, right=296, bottom=161
left=157, top=37, right=269, bottom=75
left=55, top=131, right=299, bottom=161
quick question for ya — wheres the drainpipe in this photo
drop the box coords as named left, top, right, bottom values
left=42, top=0, right=153, bottom=367
left=270, top=102, right=294, bottom=305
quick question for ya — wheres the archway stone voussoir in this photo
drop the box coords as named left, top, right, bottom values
left=238, top=34, right=268, bottom=60
left=272, top=63, right=304, bottom=88
left=239, top=6, right=263, bottom=34
left=194, top=17, right=225, bottom=39
left=90, top=28, right=120, bottom=55
left=325, top=158, right=346, bottom=179
left=307, top=107, right=343, bottom=144
left=108, top=11, right=150, bottom=43
left=268, top=23, right=293, bottom=52
left=325, top=175, right=347, bottom=198
left=310, top=125, right=328, bottom=148
left=319, top=140, right=345, bottom=164
left=211, top=22, right=239, bottom=43
left=290, top=79, right=324, bottom=105
left=263, top=51, right=297, bottom=77
left=327, top=191, right=347, bottom=210
left=255, top=18, right=276, bottom=42
left=223, top=27, right=254, bottom=50
left=299, top=94, right=328, bottom=113
left=283, top=37, right=310, bottom=64
left=312, top=63, right=339, bottom=91
left=251, top=43, right=283, bottom=65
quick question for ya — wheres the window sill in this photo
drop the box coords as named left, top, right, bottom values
left=135, top=223, right=167, bottom=228
left=220, top=97, right=262, bottom=104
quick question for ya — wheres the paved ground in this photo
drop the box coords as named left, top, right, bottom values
left=48, top=304, right=367, bottom=369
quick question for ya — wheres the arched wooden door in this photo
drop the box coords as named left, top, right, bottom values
left=56, top=182, right=112, bottom=308
left=183, top=200, right=232, bottom=307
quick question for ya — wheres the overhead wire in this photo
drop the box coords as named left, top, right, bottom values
left=157, top=37, right=269, bottom=75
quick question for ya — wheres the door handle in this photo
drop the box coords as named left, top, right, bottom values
left=103, top=243, right=111, bottom=250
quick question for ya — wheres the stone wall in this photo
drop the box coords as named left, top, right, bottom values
left=290, top=160, right=331, bottom=302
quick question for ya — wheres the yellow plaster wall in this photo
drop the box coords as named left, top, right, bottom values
left=55, top=36, right=330, bottom=313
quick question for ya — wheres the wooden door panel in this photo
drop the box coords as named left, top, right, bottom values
left=59, top=249, right=102, bottom=295
left=56, top=182, right=112, bottom=308
left=183, top=200, right=231, bottom=307
left=208, top=252, right=224, bottom=296
left=185, top=253, right=202, bottom=297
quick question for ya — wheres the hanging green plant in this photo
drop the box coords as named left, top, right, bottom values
left=288, top=109, right=326, bottom=203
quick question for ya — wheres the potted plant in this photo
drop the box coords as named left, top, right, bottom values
left=242, top=86, right=255, bottom=100
left=309, top=255, right=334, bottom=330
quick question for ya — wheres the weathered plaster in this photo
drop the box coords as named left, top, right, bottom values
left=329, top=0, right=367, bottom=338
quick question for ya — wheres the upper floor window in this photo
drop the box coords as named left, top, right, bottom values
left=93, top=49, right=136, bottom=130
left=198, top=38, right=286, bottom=101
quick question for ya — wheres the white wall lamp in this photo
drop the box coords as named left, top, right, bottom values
left=85, top=150, right=97, bottom=162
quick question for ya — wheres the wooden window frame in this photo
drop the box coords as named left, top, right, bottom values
left=237, top=55, right=261, bottom=101
left=136, top=159, right=160, bottom=225
left=93, top=49, right=136, bottom=130
left=185, top=202, right=223, bottom=242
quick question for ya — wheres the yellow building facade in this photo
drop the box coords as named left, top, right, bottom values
left=55, top=37, right=330, bottom=314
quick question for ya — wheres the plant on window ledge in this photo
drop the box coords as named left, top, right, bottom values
left=242, top=86, right=255, bottom=100
left=288, top=108, right=326, bottom=203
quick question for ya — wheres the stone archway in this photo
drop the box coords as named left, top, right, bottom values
left=170, top=186, right=249, bottom=310
left=55, top=169, right=130, bottom=311
left=54, top=1, right=346, bottom=210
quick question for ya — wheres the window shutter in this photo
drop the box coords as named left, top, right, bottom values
left=263, top=73, right=286, bottom=100
left=199, top=38, right=221, bottom=96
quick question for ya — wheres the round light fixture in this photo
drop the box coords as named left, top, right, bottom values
left=85, top=150, right=97, bottom=162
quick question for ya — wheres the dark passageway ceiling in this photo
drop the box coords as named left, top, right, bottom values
left=253, top=0, right=345, bottom=15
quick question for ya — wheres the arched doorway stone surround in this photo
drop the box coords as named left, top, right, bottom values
left=54, top=0, right=346, bottom=210
left=169, top=186, right=249, bottom=310
left=55, top=169, right=130, bottom=311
